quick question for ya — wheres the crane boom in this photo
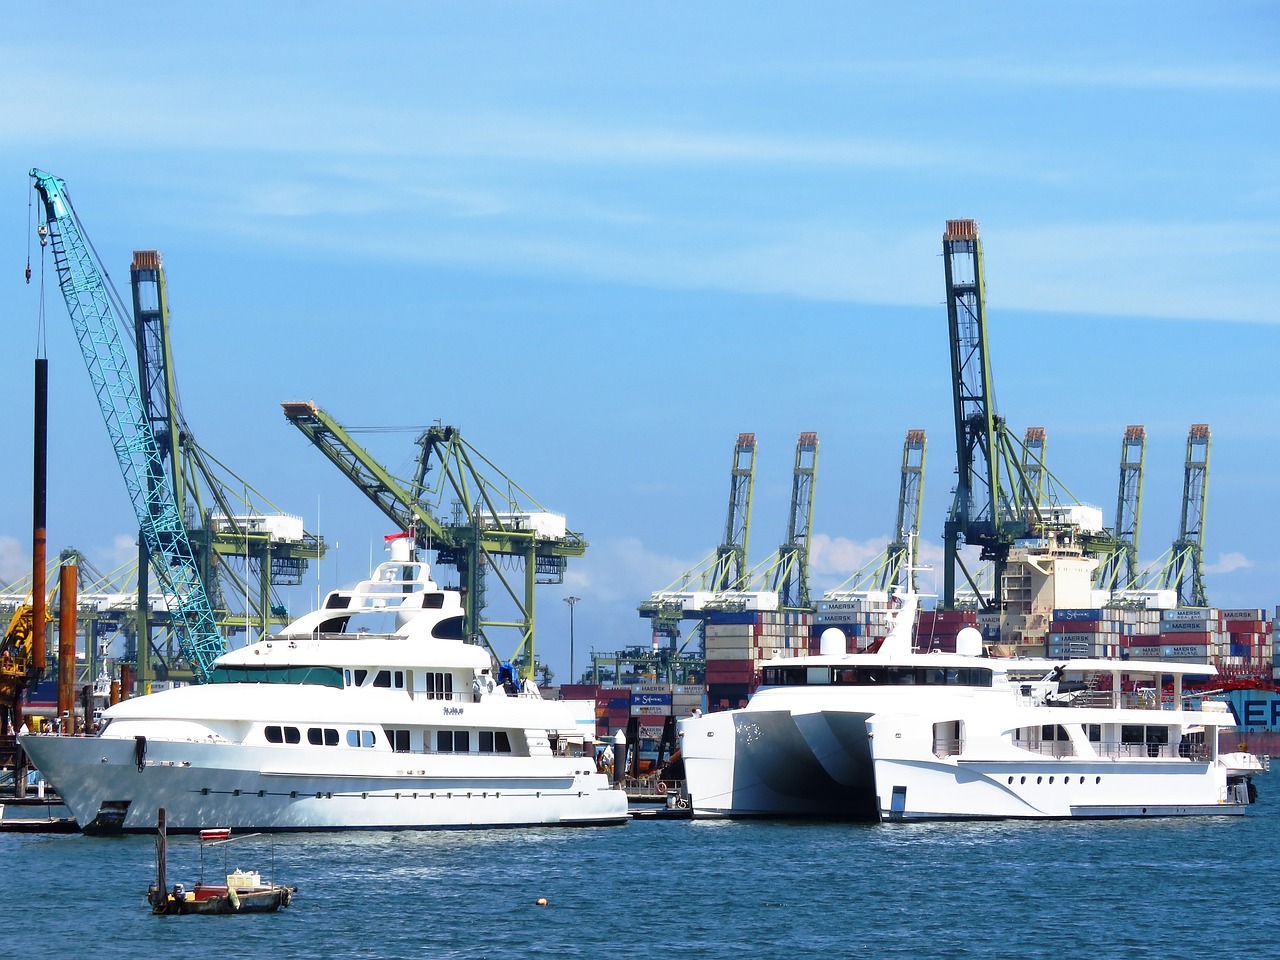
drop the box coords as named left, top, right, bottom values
left=30, top=169, right=224, bottom=681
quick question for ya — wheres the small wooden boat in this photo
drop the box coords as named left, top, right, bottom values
left=147, top=810, right=297, bottom=915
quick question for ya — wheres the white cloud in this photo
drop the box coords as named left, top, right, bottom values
left=0, top=536, right=30, bottom=585
left=1205, top=552, right=1252, bottom=575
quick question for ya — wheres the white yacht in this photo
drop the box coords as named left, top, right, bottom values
left=679, top=582, right=1263, bottom=822
left=20, top=541, right=628, bottom=833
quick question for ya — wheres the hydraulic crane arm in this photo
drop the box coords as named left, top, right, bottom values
left=30, top=169, right=224, bottom=681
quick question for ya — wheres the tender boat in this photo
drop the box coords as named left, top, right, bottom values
left=21, top=539, right=628, bottom=833
left=148, top=813, right=297, bottom=915
left=679, top=554, right=1264, bottom=822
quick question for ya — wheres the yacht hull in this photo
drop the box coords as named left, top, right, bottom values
left=21, top=734, right=628, bottom=832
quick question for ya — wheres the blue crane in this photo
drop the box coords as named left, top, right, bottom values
left=30, top=169, right=224, bottom=682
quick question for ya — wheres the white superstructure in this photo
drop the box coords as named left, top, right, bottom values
left=20, top=541, right=628, bottom=833
left=679, top=568, right=1263, bottom=822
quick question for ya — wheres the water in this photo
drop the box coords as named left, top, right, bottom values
left=6, top=789, right=1279, bottom=960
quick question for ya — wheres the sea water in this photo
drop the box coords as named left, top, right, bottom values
left=5, top=788, right=1278, bottom=960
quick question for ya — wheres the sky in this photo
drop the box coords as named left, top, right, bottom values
left=2, top=2, right=1278, bottom=683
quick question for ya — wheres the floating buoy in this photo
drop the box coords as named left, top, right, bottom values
left=535, top=897, right=548, bottom=907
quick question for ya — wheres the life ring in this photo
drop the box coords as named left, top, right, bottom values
left=656, top=781, right=668, bottom=794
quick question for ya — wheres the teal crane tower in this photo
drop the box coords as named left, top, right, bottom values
left=30, top=169, right=225, bottom=681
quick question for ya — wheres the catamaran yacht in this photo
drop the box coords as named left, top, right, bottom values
left=679, top=575, right=1263, bottom=821
left=20, top=539, right=628, bottom=833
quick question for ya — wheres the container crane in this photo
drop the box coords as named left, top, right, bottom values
left=130, top=251, right=325, bottom=647
left=770, top=432, right=818, bottom=610
left=1162, top=424, right=1211, bottom=607
left=1095, top=425, right=1146, bottom=593
left=709, top=433, right=757, bottom=594
left=281, top=401, right=585, bottom=678
left=878, top=429, right=928, bottom=592
left=638, top=433, right=759, bottom=649
left=1021, top=427, right=1047, bottom=509
left=939, top=219, right=1118, bottom=608
left=30, top=169, right=224, bottom=682
left=940, top=219, right=1041, bottom=609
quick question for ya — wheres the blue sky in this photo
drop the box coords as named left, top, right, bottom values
left=3, top=2, right=1278, bottom=681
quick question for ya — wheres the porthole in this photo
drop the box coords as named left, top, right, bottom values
left=1020, top=776, right=1026, bottom=784
left=1007, top=776, right=1014, bottom=784
left=1095, top=776, right=1101, bottom=784
left=1036, top=776, right=1043, bottom=784
left=1048, top=776, right=1054, bottom=784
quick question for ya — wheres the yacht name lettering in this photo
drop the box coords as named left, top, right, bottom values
left=444, top=706, right=465, bottom=716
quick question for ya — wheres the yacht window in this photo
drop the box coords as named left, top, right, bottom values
left=354, top=669, right=368, bottom=686
left=374, top=670, right=392, bottom=688
left=436, top=730, right=472, bottom=753
left=307, top=727, right=340, bottom=746
left=425, top=672, right=455, bottom=701
left=394, top=670, right=405, bottom=689
left=1088, top=724, right=1102, bottom=742
left=265, top=725, right=301, bottom=744
left=806, top=667, right=830, bottom=685
left=344, top=669, right=352, bottom=687
left=389, top=729, right=411, bottom=752
left=432, top=615, right=466, bottom=641
left=208, top=665, right=344, bottom=689
left=346, top=729, right=376, bottom=748
left=424, top=593, right=444, bottom=609
left=479, top=731, right=513, bottom=753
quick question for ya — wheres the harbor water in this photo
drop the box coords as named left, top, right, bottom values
left=5, top=789, right=1279, bottom=959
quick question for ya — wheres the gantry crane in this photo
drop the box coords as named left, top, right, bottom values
left=1162, top=424, right=1211, bottom=607
left=770, top=432, right=818, bottom=610
left=940, top=219, right=1041, bottom=609
left=282, top=402, right=585, bottom=678
left=130, top=251, right=325, bottom=649
left=31, top=170, right=224, bottom=682
left=709, top=433, right=757, bottom=593
left=1021, top=427, right=1048, bottom=510
left=879, top=429, right=927, bottom=592
left=939, top=219, right=1117, bottom=608
left=1095, top=425, right=1146, bottom=593
left=639, top=432, right=759, bottom=649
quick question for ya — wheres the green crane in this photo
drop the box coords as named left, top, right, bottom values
left=940, top=219, right=1042, bottom=610
left=771, top=432, right=819, bottom=610
left=130, top=252, right=325, bottom=654
left=1095, top=425, right=1146, bottom=592
left=1163, top=424, right=1211, bottom=607
left=877, top=429, right=927, bottom=592
left=282, top=402, right=585, bottom=678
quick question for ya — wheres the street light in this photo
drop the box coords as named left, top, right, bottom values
left=564, top=596, right=580, bottom=684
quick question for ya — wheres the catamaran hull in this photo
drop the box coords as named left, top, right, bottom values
left=21, top=734, right=629, bottom=832
left=679, top=709, right=878, bottom=819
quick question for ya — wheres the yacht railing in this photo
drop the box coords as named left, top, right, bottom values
left=1009, top=738, right=1211, bottom=761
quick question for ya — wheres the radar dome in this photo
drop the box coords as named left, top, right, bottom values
left=819, top=627, right=846, bottom=657
left=956, top=626, right=983, bottom=657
